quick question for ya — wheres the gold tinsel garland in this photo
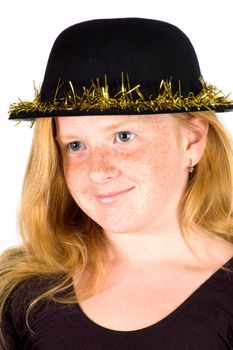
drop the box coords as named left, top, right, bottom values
left=9, top=74, right=233, bottom=117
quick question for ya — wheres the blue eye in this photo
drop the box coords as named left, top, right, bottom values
left=66, top=132, right=135, bottom=151
left=68, top=141, right=83, bottom=151
left=115, top=131, right=135, bottom=143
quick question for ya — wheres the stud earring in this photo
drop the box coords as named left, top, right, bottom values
left=188, top=159, right=194, bottom=173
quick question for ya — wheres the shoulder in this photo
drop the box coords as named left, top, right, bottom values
left=2, top=276, right=81, bottom=350
left=4, top=276, right=56, bottom=314
left=193, top=257, right=233, bottom=321
left=1, top=276, right=64, bottom=350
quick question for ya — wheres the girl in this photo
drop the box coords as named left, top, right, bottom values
left=1, top=18, right=233, bottom=349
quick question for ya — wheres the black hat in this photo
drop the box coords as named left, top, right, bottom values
left=9, top=17, right=233, bottom=120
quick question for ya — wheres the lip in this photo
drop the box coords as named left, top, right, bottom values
left=95, top=187, right=134, bottom=203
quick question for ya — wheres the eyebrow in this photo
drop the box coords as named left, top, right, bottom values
left=56, top=118, right=140, bottom=141
left=101, top=118, right=139, bottom=131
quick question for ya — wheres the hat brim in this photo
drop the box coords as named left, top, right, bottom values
left=8, top=105, right=233, bottom=121
left=8, top=77, right=233, bottom=121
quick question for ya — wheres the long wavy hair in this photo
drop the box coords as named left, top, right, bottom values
left=0, top=110, right=233, bottom=346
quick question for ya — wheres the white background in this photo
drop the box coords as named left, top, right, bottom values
left=0, top=0, right=233, bottom=252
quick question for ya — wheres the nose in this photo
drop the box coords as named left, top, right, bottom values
left=88, top=148, right=120, bottom=183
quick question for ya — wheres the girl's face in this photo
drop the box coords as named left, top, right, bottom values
left=56, top=115, right=190, bottom=235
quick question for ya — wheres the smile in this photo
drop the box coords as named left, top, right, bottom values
left=95, top=187, right=134, bottom=204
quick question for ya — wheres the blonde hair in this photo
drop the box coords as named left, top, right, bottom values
left=178, top=111, right=233, bottom=240
left=0, top=111, right=233, bottom=346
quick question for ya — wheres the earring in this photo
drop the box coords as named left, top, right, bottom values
left=188, top=158, right=194, bottom=173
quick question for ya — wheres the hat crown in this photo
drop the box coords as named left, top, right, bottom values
left=41, top=17, right=202, bottom=100
left=9, top=17, right=233, bottom=120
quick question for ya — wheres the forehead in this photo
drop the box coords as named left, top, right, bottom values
left=55, top=114, right=176, bottom=134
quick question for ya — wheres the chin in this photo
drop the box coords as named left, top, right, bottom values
left=92, top=216, right=142, bottom=235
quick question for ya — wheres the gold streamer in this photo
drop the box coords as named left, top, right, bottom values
left=9, top=74, right=233, bottom=118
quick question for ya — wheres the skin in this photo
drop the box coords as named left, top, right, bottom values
left=57, top=114, right=196, bottom=237
left=56, top=114, right=233, bottom=331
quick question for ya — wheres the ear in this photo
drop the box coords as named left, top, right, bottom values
left=182, top=117, right=209, bottom=167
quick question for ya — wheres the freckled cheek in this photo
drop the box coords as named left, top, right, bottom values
left=136, top=141, right=182, bottom=190
left=62, top=139, right=180, bottom=195
left=62, top=159, right=87, bottom=194
left=62, top=150, right=143, bottom=191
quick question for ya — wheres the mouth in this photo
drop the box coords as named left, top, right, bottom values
left=95, top=187, right=134, bottom=204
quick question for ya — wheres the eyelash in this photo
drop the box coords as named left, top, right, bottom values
left=67, top=131, right=136, bottom=152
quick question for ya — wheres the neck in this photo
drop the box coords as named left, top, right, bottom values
left=104, top=217, right=195, bottom=267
